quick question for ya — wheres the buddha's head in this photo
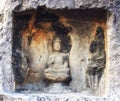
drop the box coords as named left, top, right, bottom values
left=53, top=37, right=61, bottom=51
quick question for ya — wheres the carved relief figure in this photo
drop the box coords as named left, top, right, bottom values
left=44, top=37, right=71, bottom=82
left=44, top=37, right=71, bottom=92
left=86, top=27, right=106, bottom=91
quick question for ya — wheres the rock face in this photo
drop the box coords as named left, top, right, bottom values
left=0, top=0, right=120, bottom=101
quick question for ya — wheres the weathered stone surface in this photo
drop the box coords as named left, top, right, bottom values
left=0, top=0, right=120, bottom=100
left=0, top=93, right=120, bottom=101
left=75, top=0, right=113, bottom=9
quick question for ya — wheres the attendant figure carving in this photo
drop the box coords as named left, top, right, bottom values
left=86, top=27, right=106, bottom=91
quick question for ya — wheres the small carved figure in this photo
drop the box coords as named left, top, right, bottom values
left=86, top=27, right=106, bottom=91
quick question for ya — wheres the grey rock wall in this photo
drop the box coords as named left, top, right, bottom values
left=0, top=0, right=120, bottom=101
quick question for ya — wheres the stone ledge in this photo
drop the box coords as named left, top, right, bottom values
left=0, top=93, right=120, bottom=101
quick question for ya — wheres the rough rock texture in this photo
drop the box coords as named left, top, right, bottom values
left=0, top=0, right=120, bottom=101
left=0, top=93, right=120, bottom=101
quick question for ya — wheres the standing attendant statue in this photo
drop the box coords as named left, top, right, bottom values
left=86, top=27, right=106, bottom=91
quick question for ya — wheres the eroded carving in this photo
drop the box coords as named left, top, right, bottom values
left=44, top=37, right=71, bottom=81
left=86, top=27, right=106, bottom=91
left=44, top=36, right=71, bottom=93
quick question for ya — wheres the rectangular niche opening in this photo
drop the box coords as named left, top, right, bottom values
left=12, top=7, right=108, bottom=95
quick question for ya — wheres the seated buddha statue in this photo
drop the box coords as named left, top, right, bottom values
left=44, top=37, right=71, bottom=93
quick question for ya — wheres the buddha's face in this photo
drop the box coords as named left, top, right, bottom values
left=53, top=38, right=61, bottom=51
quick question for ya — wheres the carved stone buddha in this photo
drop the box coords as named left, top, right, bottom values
left=44, top=37, right=71, bottom=93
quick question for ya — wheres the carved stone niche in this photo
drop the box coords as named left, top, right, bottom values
left=12, top=7, right=107, bottom=94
